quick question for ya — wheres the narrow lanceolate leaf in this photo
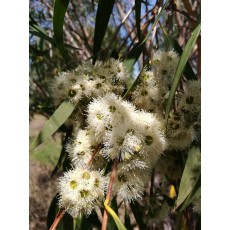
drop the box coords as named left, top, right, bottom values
left=124, top=212, right=132, bottom=230
left=135, top=0, right=141, bottom=40
left=122, top=70, right=142, bottom=99
left=53, top=0, right=70, bottom=62
left=175, top=147, right=201, bottom=209
left=123, top=42, right=144, bottom=73
left=93, top=0, right=115, bottom=63
left=124, top=0, right=170, bottom=72
left=165, top=22, right=201, bottom=124
left=130, top=201, right=145, bottom=229
left=51, top=127, right=73, bottom=177
left=30, top=16, right=55, bottom=45
left=178, top=175, right=201, bottom=211
left=30, top=16, right=80, bottom=50
left=79, top=212, right=101, bottom=229
left=107, top=197, right=119, bottom=230
left=104, top=202, right=127, bottom=230
left=30, top=100, right=75, bottom=150
left=159, top=22, right=197, bottom=80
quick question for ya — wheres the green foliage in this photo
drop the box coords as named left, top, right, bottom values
left=51, top=127, right=73, bottom=177
left=30, top=100, right=75, bottom=150
left=175, top=147, right=201, bottom=209
left=165, top=22, right=201, bottom=124
left=53, top=0, right=70, bottom=63
left=159, top=22, right=197, bottom=80
left=93, top=0, right=115, bottom=63
left=134, top=0, right=141, bottom=40
left=29, top=136, right=61, bottom=166
left=105, top=198, right=127, bottom=230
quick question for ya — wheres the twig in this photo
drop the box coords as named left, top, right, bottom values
left=49, top=208, right=66, bottom=230
left=107, top=6, right=134, bottom=50
left=101, top=158, right=119, bottom=230
left=87, top=143, right=102, bottom=165
left=182, top=0, right=196, bottom=17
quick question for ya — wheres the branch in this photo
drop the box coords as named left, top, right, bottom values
left=101, top=158, right=119, bottom=230
left=49, top=208, right=66, bottom=230
left=87, top=143, right=102, bottom=166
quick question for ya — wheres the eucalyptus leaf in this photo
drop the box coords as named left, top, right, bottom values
left=159, top=22, right=197, bottom=80
left=175, top=147, right=201, bottom=209
left=51, top=126, right=73, bottom=177
left=104, top=201, right=127, bottom=230
left=130, top=201, right=145, bottom=229
left=30, top=100, right=75, bottom=150
left=124, top=212, right=132, bottom=230
left=80, top=211, right=101, bottom=229
left=47, top=194, right=59, bottom=229
left=165, top=22, right=201, bottom=124
left=122, top=70, right=142, bottom=99
left=135, top=0, right=141, bottom=40
left=29, top=29, right=55, bottom=45
left=123, top=43, right=144, bottom=73
left=178, top=174, right=201, bottom=211
left=93, top=0, right=115, bottom=63
left=107, top=197, right=118, bottom=230
left=53, top=0, right=70, bottom=63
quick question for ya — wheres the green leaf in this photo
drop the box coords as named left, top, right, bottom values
left=130, top=201, right=145, bottom=229
left=29, top=16, right=80, bottom=51
left=79, top=211, right=101, bottom=230
left=51, top=127, right=73, bottom=177
left=135, top=0, right=141, bottom=40
left=175, top=147, right=201, bottom=209
left=178, top=174, right=201, bottom=211
left=30, top=29, right=79, bottom=51
left=30, top=16, right=56, bottom=45
left=165, top=22, right=201, bottom=124
left=63, top=212, right=74, bottom=230
left=93, top=0, right=115, bottom=63
left=124, top=212, right=132, bottom=230
left=30, top=100, right=75, bottom=150
left=104, top=201, right=127, bottom=230
left=47, top=194, right=59, bottom=229
left=29, top=29, right=55, bottom=45
left=123, top=43, right=144, bottom=73
left=124, top=0, right=170, bottom=72
left=74, top=216, right=83, bottom=230
left=107, top=198, right=118, bottom=230
left=159, top=22, right=197, bottom=80
left=122, top=70, right=142, bottom=99
left=53, top=0, right=70, bottom=63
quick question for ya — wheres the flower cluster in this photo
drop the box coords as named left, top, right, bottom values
left=132, top=50, right=180, bottom=113
left=58, top=167, right=107, bottom=217
left=51, top=59, right=129, bottom=106
left=132, top=51, right=200, bottom=150
left=51, top=52, right=201, bottom=218
left=50, top=59, right=129, bottom=126
left=166, top=80, right=201, bottom=150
